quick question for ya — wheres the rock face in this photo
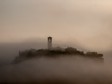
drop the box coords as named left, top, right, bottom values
left=13, top=47, right=103, bottom=63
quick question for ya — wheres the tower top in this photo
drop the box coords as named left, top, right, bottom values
left=48, top=36, right=52, bottom=39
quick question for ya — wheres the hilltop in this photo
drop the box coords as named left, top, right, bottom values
left=13, top=47, right=103, bottom=63
left=13, top=37, right=103, bottom=63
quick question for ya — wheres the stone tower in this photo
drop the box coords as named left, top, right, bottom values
left=48, top=37, right=52, bottom=50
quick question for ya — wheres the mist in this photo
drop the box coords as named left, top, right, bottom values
left=0, top=55, right=112, bottom=84
left=0, top=39, right=112, bottom=84
left=1, top=0, right=112, bottom=83
left=1, top=0, right=112, bottom=51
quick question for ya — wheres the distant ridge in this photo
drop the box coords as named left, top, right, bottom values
left=13, top=37, right=103, bottom=63
left=13, top=47, right=103, bottom=63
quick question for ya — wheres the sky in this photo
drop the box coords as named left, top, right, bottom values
left=1, top=0, right=112, bottom=51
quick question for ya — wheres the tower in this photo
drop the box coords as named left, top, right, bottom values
left=48, top=37, right=52, bottom=50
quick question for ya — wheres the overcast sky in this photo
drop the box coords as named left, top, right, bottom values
left=1, top=0, right=112, bottom=51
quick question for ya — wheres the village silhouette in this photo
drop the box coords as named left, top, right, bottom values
left=13, top=37, right=103, bottom=63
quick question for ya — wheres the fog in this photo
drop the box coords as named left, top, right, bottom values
left=1, top=0, right=112, bottom=83
left=1, top=0, right=112, bottom=51
left=1, top=55, right=112, bottom=84
left=0, top=40, right=112, bottom=84
left=0, top=39, right=83, bottom=66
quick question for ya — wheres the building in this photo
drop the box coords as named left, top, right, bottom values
left=48, top=36, right=52, bottom=50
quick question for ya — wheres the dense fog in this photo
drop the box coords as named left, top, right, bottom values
left=0, top=41, right=112, bottom=84
left=1, top=0, right=112, bottom=83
